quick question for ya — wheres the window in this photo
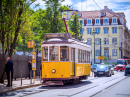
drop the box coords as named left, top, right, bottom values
left=71, top=48, right=74, bottom=61
left=112, top=38, right=117, bottom=45
left=96, top=28, right=100, bottom=34
left=104, top=28, right=108, bottom=34
left=104, top=48, right=109, bottom=59
left=87, top=38, right=92, bottom=45
left=87, top=51, right=90, bottom=63
left=96, top=50, right=100, bottom=56
left=95, top=19, right=100, bottom=24
left=112, top=49, right=117, bottom=56
left=87, top=19, right=91, bottom=24
left=101, top=12, right=105, bottom=16
left=42, top=47, right=48, bottom=61
left=87, top=28, right=92, bottom=34
left=78, top=49, right=82, bottom=63
left=49, top=46, right=59, bottom=61
left=80, top=28, right=83, bottom=34
left=112, top=18, right=117, bottom=23
left=104, top=19, right=108, bottom=23
left=112, top=27, right=117, bottom=34
left=104, top=38, right=109, bottom=45
left=60, top=46, right=69, bottom=61
left=95, top=38, right=100, bottom=45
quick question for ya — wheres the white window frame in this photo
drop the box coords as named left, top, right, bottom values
left=104, top=27, right=109, bottom=34
left=96, top=49, right=100, bottom=56
left=86, top=18, right=92, bottom=26
left=112, top=37, right=117, bottom=45
left=111, top=17, right=118, bottom=25
left=104, top=38, right=109, bottom=45
left=103, top=18, right=109, bottom=25
left=95, top=18, right=101, bottom=25
left=112, top=27, right=117, bottom=34
left=112, top=49, right=117, bottom=56
left=87, top=38, right=92, bottom=45
left=87, top=28, right=92, bottom=34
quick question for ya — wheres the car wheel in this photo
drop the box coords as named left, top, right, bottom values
left=125, top=73, right=127, bottom=76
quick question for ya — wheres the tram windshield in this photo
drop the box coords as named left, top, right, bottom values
left=49, top=46, right=59, bottom=61
left=60, top=46, right=69, bottom=61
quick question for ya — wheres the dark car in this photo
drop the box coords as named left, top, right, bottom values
left=124, top=65, right=130, bottom=76
left=94, top=65, right=112, bottom=77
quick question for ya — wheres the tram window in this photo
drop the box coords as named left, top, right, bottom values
left=78, top=49, right=82, bottom=63
left=49, top=46, right=59, bottom=61
left=42, top=47, right=48, bottom=61
left=60, top=46, right=69, bottom=61
left=71, top=48, right=74, bottom=61
left=85, top=51, right=87, bottom=63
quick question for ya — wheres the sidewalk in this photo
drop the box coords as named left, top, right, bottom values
left=0, top=77, right=43, bottom=95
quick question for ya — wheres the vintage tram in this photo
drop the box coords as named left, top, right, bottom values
left=41, top=33, right=91, bottom=85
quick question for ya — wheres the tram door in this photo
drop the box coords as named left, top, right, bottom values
left=71, top=48, right=75, bottom=76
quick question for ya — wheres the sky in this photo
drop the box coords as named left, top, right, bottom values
left=30, top=0, right=130, bottom=29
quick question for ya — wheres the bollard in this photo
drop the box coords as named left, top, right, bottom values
left=30, top=70, right=32, bottom=84
left=10, top=71, right=11, bottom=87
left=21, top=70, right=22, bottom=86
left=40, top=70, right=41, bottom=83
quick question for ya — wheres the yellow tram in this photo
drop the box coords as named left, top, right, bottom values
left=41, top=33, right=91, bottom=85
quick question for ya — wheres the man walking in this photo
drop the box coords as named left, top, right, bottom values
left=28, top=61, right=32, bottom=79
left=5, top=57, right=13, bottom=87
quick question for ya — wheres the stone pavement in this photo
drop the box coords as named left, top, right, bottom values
left=0, top=77, right=43, bottom=95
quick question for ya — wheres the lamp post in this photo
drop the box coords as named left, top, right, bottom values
left=100, top=39, right=102, bottom=64
left=92, top=29, right=97, bottom=64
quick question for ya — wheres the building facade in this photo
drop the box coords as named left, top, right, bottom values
left=77, top=6, right=130, bottom=64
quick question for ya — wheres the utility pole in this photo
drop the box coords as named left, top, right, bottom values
left=100, top=39, right=102, bottom=64
left=121, top=42, right=122, bottom=59
left=93, top=29, right=96, bottom=64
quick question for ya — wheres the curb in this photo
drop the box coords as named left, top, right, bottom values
left=0, top=83, right=44, bottom=95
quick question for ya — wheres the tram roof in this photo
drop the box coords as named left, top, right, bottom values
left=42, top=33, right=90, bottom=48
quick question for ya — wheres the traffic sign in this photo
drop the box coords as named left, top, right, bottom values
left=27, top=41, right=35, bottom=48
left=32, top=52, right=36, bottom=70
left=98, top=56, right=104, bottom=59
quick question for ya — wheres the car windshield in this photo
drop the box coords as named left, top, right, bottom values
left=126, top=65, right=130, bottom=68
left=117, top=60, right=126, bottom=65
left=108, top=65, right=112, bottom=68
left=97, top=65, right=108, bottom=69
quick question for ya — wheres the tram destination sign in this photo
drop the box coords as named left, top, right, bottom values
left=44, top=33, right=72, bottom=40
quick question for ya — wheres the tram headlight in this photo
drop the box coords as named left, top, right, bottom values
left=52, top=69, right=56, bottom=73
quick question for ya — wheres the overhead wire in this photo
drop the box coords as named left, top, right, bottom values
left=93, top=0, right=101, bottom=10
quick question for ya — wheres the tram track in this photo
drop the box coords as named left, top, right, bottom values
left=58, top=75, right=127, bottom=97
left=2, top=73, right=126, bottom=97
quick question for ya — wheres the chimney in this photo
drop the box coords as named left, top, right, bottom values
left=104, top=6, right=108, bottom=10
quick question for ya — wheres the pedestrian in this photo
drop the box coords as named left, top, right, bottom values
left=5, top=57, right=13, bottom=87
left=28, top=61, right=32, bottom=79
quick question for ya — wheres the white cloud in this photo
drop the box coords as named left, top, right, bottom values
left=62, top=0, right=73, bottom=5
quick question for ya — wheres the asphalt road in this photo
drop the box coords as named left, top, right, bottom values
left=0, top=71, right=129, bottom=97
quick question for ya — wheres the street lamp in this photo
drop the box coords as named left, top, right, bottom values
left=92, top=28, right=97, bottom=64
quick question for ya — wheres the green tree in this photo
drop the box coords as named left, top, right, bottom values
left=68, top=12, right=81, bottom=39
left=0, top=0, right=36, bottom=83
left=103, top=56, right=108, bottom=62
left=43, top=0, right=66, bottom=33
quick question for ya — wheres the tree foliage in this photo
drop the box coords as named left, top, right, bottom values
left=68, top=12, right=81, bottom=39
left=0, top=0, right=36, bottom=60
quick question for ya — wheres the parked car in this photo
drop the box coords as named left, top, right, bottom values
left=91, top=64, right=98, bottom=71
left=108, top=65, right=114, bottom=75
left=94, top=65, right=112, bottom=77
left=124, top=65, right=130, bottom=76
